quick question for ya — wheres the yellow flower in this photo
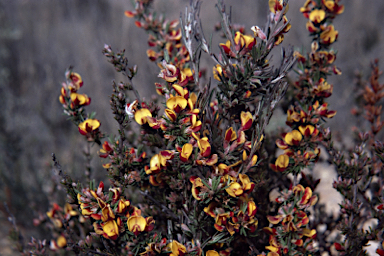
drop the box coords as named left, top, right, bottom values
left=57, top=235, right=67, bottom=248
left=70, top=92, right=91, bottom=106
left=320, top=25, right=338, bottom=44
left=68, top=72, right=83, bottom=91
left=166, top=96, right=188, bottom=113
left=274, top=34, right=284, bottom=46
left=226, top=182, right=244, bottom=197
left=309, top=9, right=325, bottom=23
left=197, top=137, right=211, bottom=157
left=78, top=119, right=100, bottom=135
left=206, top=250, right=219, bottom=256
left=269, top=0, right=283, bottom=14
left=203, top=202, right=218, bottom=218
left=172, top=84, right=186, bottom=97
left=117, top=198, right=130, bottom=214
left=274, top=154, right=289, bottom=171
left=165, top=108, right=177, bottom=122
left=148, top=150, right=174, bottom=172
left=239, top=174, right=255, bottom=192
left=323, top=0, right=344, bottom=14
left=213, top=64, right=223, bottom=81
left=234, top=31, right=256, bottom=50
left=166, top=240, right=186, bottom=256
left=302, top=228, right=316, bottom=238
left=240, top=111, right=253, bottom=130
left=64, top=203, right=78, bottom=217
left=190, top=176, right=204, bottom=200
left=248, top=200, right=257, bottom=216
left=134, top=108, right=152, bottom=125
left=127, top=216, right=147, bottom=236
left=158, top=61, right=179, bottom=82
left=102, top=220, right=119, bottom=240
left=219, top=40, right=232, bottom=55
left=180, top=143, right=193, bottom=162
left=299, top=125, right=315, bottom=137
left=284, top=130, right=302, bottom=146
left=101, top=205, right=115, bottom=222
left=225, top=127, right=237, bottom=142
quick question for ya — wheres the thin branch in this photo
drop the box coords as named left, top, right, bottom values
left=139, top=190, right=178, bottom=220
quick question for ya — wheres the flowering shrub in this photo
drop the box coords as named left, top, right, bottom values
left=7, top=0, right=384, bottom=255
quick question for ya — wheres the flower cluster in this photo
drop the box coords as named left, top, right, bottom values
left=17, top=0, right=384, bottom=256
left=272, top=0, right=343, bottom=175
left=125, top=0, right=192, bottom=76
left=59, top=71, right=90, bottom=117
left=77, top=181, right=155, bottom=240
left=266, top=185, right=318, bottom=255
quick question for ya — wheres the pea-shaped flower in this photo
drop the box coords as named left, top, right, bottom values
left=78, top=119, right=100, bottom=135
left=127, top=215, right=147, bottom=236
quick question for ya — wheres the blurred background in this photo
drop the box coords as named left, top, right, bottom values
left=0, top=0, right=383, bottom=254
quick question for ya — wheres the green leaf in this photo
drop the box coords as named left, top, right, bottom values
left=207, top=232, right=227, bottom=245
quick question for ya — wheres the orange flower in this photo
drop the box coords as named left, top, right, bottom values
left=124, top=10, right=136, bottom=18
left=134, top=108, right=152, bottom=125
left=309, top=9, right=325, bottom=23
left=127, top=215, right=147, bottom=236
left=180, top=143, right=193, bottom=162
left=78, top=119, right=100, bottom=135
left=320, top=25, right=338, bottom=44
left=102, top=220, right=119, bottom=240
left=166, top=240, right=186, bottom=256
left=166, top=96, right=188, bottom=113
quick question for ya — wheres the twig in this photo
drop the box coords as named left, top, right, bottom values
left=84, top=142, right=92, bottom=182
left=123, top=72, right=142, bottom=106
left=139, top=190, right=178, bottom=220
left=4, top=202, right=24, bottom=251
